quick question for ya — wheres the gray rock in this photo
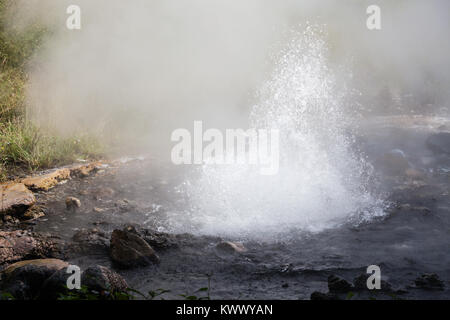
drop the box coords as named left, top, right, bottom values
left=110, top=229, right=160, bottom=268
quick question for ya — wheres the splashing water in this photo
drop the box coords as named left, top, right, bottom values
left=177, top=26, right=385, bottom=239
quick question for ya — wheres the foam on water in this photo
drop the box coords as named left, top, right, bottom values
left=177, top=26, right=385, bottom=239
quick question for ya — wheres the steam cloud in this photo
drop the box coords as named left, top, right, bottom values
left=5, top=0, right=450, bottom=156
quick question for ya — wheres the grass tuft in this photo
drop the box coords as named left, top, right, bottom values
left=0, top=121, right=104, bottom=179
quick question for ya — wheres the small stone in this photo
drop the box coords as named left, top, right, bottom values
left=93, top=207, right=106, bottom=213
left=65, top=197, right=81, bottom=211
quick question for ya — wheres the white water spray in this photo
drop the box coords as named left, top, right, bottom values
left=178, top=27, right=385, bottom=239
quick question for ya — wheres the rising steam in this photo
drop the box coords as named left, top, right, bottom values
left=5, top=0, right=449, bottom=151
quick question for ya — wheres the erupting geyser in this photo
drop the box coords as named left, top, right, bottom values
left=176, top=27, right=386, bottom=239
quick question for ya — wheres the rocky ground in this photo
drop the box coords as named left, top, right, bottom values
left=0, top=161, right=134, bottom=299
left=0, top=115, right=449, bottom=300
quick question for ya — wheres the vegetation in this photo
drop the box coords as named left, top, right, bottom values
left=0, top=0, right=103, bottom=181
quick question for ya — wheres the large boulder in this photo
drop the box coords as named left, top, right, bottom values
left=21, top=168, right=71, bottom=192
left=65, top=197, right=81, bottom=211
left=0, top=259, right=69, bottom=299
left=1, top=259, right=129, bottom=299
left=0, top=183, right=36, bottom=217
left=110, top=229, right=160, bottom=268
left=426, top=132, right=450, bottom=155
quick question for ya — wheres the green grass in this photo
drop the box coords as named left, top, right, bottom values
left=0, top=67, right=26, bottom=121
left=0, top=121, right=104, bottom=177
left=0, top=0, right=104, bottom=181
